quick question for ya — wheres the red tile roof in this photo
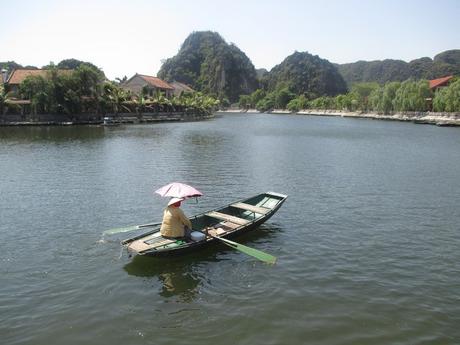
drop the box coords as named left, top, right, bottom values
left=170, top=81, right=194, bottom=93
left=429, top=75, right=453, bottom=89
left=7, top=69, right=73, bottom=85
left=138, top=75, right=174, bottom=90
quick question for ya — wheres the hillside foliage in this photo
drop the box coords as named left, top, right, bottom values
left=158, top=31, right=258, bottom=102
left=338, top=50, right=460, bottom=86
left=262, top=51, right=348, bottom=98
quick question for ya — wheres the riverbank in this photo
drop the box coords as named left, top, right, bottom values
left=299, top=109, right=460, bottom=127
left=0, top=111, right=214, bottom=126
left=218, top=109, right=460, bottom=127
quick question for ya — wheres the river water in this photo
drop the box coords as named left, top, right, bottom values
left=1, top=114, right=459, bottom=345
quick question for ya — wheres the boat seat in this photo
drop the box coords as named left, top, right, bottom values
left=219, top=221, right=240, bottom=230
left=231, top=202, right=270, bottom=215
left=128, top=237, right=175, bottom=253
left=206, top=211, right=250, bottom=226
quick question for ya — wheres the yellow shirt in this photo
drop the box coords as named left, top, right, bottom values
left=160, top=206, right=192, bottom=238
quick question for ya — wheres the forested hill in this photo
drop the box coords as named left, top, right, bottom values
left=338, top=49, right=460, bottom=86
left=263, top=51, right=347, bottom=97
left=157, top=31, right=258, bottom=102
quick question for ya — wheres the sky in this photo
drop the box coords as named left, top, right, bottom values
left=1, top=0, right=459, bottom=80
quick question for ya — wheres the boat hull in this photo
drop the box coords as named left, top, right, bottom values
left=122, top=192, right=287, bottom=258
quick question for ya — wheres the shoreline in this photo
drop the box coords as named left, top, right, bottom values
left=218, top=109, right=460, bottom=127
left=0, top=112, right=214, bottom=127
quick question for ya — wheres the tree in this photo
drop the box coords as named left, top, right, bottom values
left=287, top=95, right=309, bottom=111
left=250, top=89, right=266, bottom=107
left=382, top=82, right=401, bottom=113
left=256, top=92, right=275, bottom=111
left=238, top=94, right=251, bottom=109
left=310, top=96, right=335, bottom=110
left=19, top=75, right=51, bottom=114
left=433, top=78, right=460, bottom=112
left=274, top=87, right=295, bottom=109
left=0, top=61, right=23, bottom=73
left=393, top=80, right=430, bottom=112
left=102, top=82, right=131, bottom=115
left=0, top=85, right=16, bottom=114
left=351, top=82, right=379, bottom=111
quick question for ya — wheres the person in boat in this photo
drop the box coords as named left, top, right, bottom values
left=160, top=197, right=193, bottom=240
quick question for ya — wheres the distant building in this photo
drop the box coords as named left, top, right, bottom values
left=429, top=75, right=453, bottom=91
left=426, top=75, right=454, bottom=111
left=121, top=74, right=174, bottom=98
left=169, top=81, right=194, bottom=97
left=4, top=69, right=73, bottom=94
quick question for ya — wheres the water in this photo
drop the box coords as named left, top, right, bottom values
left=1, top=114, right=459, bottom=345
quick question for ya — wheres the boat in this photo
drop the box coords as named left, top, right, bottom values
left=121, top=191, right=287, bottom=257
left=102, top=116, right=119, bottom=126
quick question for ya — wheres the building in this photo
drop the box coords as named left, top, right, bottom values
left=4, top=69, right=73, bottom=94
left=426, top=75, right=454, bottom=111
left=121, top=74, right=174, bottom=98
left=169, top=81, right=194, bottom=97
left=429, top=75, right=453, bottom=91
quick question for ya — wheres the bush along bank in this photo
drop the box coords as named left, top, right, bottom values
left=236, top=78, right=460, bottom=126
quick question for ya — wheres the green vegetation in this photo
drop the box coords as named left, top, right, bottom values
left=263, top=51, right=347, bottom=97
left=298, top=80, right=430, bottom=113
left=3, top=40, right=460, bottom=118
left=1, top=61, right=26, bottom=72
left=243, top=78, right=459, bottom=114
left=158, top=31, right=258, bottom=103
left=338, top=49, right=460, bottom=86
left=2, top=64, right=219, bottom=118
left=0, top=84, right=13, bottom=114
left=391, top=80, right=431, bottom=112
left=338, top=59, right=411, bottom=86
left=239, top=52, right=347, bottom=112
left=433, top=79, right=460, bottom=112
left=238, top=51, right=347, bottom=112
left=56, top=58, right=102, bottom=72
left=18, top=64, right=105, bottom=115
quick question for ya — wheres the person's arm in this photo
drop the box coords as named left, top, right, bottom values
left=177, top=208, right=192, bottom=229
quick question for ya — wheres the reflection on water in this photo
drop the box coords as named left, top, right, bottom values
left=0, top=125, right=106, bottom=142
left=122, top=224, right=281, bottom=302
left=125, top=256, right=201, bottom=301
left=123, top=251, right=210, bottom=302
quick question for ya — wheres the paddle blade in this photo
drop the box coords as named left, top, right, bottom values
left=103, top=225, right=141, bottom=235
left=103, top=222, right=160, bottom=235
left=217, top=237, right=277, bottom=264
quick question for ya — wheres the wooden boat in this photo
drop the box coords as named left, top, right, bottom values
left=122, top=191, right=287, bottom=257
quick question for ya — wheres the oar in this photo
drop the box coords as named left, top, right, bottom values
left=103, top=222, right=161, bottom=235
left=201, top=232, right=277, bottom=264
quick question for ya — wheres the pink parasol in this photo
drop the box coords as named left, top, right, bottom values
left=155, top=182, right=203, bottom=199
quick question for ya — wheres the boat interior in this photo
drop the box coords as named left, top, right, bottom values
left=125, top=192, right=286, bottom=254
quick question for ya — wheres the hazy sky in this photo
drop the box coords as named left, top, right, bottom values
left=1, top=0, right=459, bottom=80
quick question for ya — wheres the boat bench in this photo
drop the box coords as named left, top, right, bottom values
left=128, top=238, right=175, bottom=252
left=127, top=232, right=175, bottom=253
left=206, top=211, right=250, bottom=226
left=231, top=202, right=270, bottom=215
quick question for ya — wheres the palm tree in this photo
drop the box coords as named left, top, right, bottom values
left=102, top=83, right=131, bottom=117
left=152, top=91, right=172, bottom=112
